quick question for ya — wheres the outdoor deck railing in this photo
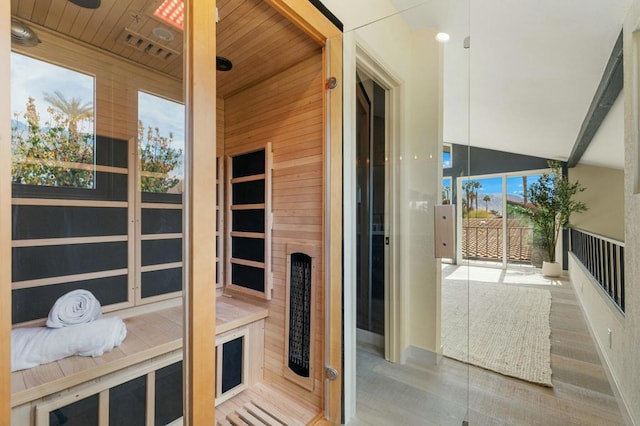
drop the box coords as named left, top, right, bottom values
left=462, top=222, right=533, bottom=263
left=570, top=228, right=625, bottom=313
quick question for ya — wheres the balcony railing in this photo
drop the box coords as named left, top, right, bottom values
left=462, top=219, right=533, bottom=263
left=570, top=228, right=625, bottom=313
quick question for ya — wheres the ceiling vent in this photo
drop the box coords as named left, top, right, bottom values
left=119, top=28, right=180, bottom=61
left=10, top=18, right=40, bottom=47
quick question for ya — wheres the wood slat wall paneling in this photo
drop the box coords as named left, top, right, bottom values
left=225, top=55, right=324, bottom=411
left=225, top=144, right=273, bottom=300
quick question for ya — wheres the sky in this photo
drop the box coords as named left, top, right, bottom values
left=138, top=91, right=185, bottom=179
left=449, top=174, right=543, bottom=198
left=11, top=52, right=94, bottom=133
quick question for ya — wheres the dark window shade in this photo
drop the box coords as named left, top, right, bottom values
left=141, top=192, right=182, bottom=204
left=221, top=337, right=244, bottom=394
left=155, top=361, right=183, bottom=426
left=12, top=172, right=127, bottom=201
left=141, top=268, right=182, bottom=298
left=232, top=210, right=264, bottom=233
left=109, top=376, right=146, bottom=426
left=231, top=263, right=264, bottom=292
left=141, top=239, right=182, bottom=266
left=12, top=206, right=127, bottom=240
left=12, top=274, right=128, bottom=324
left=12, top=241, right=127, bottom=282
left=49, top=394, right=99, bottom=426
left=232, top=180, right=265, bottom=205
left=232, top=150, right=265, bottom=178
left=141, top=209, right=182, bottom=234
left=95, top=136, right=128, bottom=168
left=232, top=237, right=264, bottom=263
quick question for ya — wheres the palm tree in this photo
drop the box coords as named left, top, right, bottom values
left=43, top=91, right=93, bottom=137
left=522, top=175, right=528, bottom=206
left=483, top=194, right=491, bottom=211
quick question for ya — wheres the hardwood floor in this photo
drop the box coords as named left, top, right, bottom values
left=350, top=266, right=625, bottom=425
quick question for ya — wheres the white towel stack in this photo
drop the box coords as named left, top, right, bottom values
left=11, top=289, right=127, bottom=372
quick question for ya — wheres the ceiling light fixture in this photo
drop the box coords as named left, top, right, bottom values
left=10, top=18, right=40, bottom=47
left=436, top=32, right=450, bottom=43
left=154, top=0, right=184, bottom=30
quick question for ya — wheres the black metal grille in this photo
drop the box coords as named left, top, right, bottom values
left=288, top=253, right=312, bottom=377
left=570, top=228, right=625, bottom=312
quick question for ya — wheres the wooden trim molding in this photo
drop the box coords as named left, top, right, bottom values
left=184, top=0, right=218, bottom=423
left=0, top=0, right=12, bottom=419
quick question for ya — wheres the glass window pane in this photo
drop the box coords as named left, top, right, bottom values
left=11, top=53, right=95, bottom=189
left=138, top=91, right=185, bottom=194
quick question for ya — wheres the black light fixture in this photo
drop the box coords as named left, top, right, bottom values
left=216, top=56, right=233, bottom=72
left=68, top=0, right=101, bottom=9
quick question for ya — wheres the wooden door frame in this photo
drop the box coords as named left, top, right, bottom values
left=0, top=2, right=12, bottom=420
left=261, top=2, right=344, bottom=424
left=343, top=33, right=403, bottom=423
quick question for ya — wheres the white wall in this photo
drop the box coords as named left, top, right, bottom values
left=320, top=0, right=443, bottom=422
left=617, top=3, right=640, bottom=423
left=569, top=165, right=625, bottom=241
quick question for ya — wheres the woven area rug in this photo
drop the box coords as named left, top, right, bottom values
left=442, top=279, right=553, bottom=386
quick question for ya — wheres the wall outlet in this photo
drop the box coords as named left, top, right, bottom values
left=608, top=328, right=612, bottom=349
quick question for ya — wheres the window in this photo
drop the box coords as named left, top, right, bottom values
left=442, top=177, right=452, bottom=204
left=443, top=143, right=452, bottom=168
left=138, top=91, right=185, bottom=195
left=11, top=53, right=96, bottom=189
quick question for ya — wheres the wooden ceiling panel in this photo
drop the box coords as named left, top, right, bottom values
left=12, top=0, right=322, bottom=97
left=216, top=0, right=321, bottom=97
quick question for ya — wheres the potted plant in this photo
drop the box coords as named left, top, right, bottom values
left=515, top=161, right=587, bottom=277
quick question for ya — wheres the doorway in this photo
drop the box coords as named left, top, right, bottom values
left=356, top=73, right=387, bottom=351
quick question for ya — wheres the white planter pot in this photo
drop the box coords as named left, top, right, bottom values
left=542, top=261, right=562, bottom=277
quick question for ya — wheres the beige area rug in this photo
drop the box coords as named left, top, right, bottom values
left=442, top=279, right=553, bottom=386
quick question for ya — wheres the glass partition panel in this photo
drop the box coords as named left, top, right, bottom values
left=348, top=0, right=470, bottom=423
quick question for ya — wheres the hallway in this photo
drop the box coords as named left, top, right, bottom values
left=350, top=266, right=625, bottom=425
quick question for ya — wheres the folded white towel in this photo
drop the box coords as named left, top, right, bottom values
left=11, top=317, right=127, bottom=372
left=47, top=289, right=102, bottom=328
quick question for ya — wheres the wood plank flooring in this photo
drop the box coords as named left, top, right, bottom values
left=350, top=267, right=625, bottom=425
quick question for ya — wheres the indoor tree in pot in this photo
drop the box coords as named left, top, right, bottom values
left=516, top=161, right=587, bottom=277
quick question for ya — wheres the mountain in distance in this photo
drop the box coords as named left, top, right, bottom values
left=472, top=193, right=526, bottom=213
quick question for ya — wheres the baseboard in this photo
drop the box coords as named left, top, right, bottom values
left=400, top=345, right=438, bottom=367
left=356, top=328, right=384, bottom=348
left=568, top=265, right=636, bottom=426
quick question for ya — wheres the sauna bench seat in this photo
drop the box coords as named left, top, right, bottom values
left=11, top=297, right=268, bottom=408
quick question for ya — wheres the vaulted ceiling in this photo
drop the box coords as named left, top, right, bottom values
left=394, top=0, right=629, bottom=168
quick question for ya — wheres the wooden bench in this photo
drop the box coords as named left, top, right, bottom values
left=12, top=296, right=268, bottom=425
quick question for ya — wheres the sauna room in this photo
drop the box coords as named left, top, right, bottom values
left=8, top=0, right=342, bottom=424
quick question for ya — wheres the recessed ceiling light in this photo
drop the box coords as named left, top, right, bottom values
left=154, top=0, right=184, bottom=30
left=436, top=32, right=450, bottom=43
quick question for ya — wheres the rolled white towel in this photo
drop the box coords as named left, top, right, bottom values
left=11, top=317, right=127, bottom=372
left=47, top=289, right=102, bottom=328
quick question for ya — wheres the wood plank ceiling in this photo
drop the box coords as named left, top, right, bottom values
left=11, top=0, right=321, bottom=97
